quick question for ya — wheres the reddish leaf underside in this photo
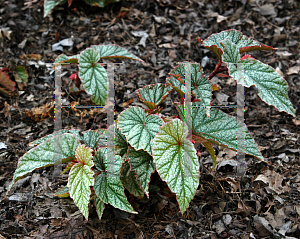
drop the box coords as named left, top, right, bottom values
left=0, top=71, right=15, bottom=92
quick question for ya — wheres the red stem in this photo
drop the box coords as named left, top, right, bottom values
left=208, top=61, right=228, bottom=80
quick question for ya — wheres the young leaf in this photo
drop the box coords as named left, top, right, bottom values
left=91, top=44, right=142, bottom=61
left=199, top=29, right=275, bottom=59
left=125, top=148, right=155, bottom=197
left=13, top=66, right=28, bottom=90
left=68, top=145, right=94, bottom=220
left=79, top=48, right=107, bottom=105
left=44, top=0, right=67, bottom=17
left=117, top=106, right=164, bottom=155
left=192, top=104, right=264, bottom=161
left=138, top=83, right=173, bottom=110
left=0, top=71, right=15, bottom=92
left=94, top=150, right=136, bottom=213
left=8, top=133, right=80, bottom=192
left=95, top=196, right=105, bottom=220
left=227, top=58, right=296, bottom=117
left=153, top=119, right=199, bottom=213
left=53, top=186, right=70, bottom=198
left=120, top=162, right=145, bottom=198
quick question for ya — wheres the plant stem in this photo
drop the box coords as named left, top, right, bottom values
left=208, top=61, right=228, bottom=80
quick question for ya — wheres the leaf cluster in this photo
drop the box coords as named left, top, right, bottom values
left=7, top=30, right=295, bottom=220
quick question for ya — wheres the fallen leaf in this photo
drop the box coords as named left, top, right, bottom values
left=26, top=102, right=54, bottom=121
left=287, top=65, right=300, bottom=75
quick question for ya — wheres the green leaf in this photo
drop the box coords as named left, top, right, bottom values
left=192, top=104, right=264, bottom=160
left=93, top=148, right=107, bottom=172
left=53, top=186, right=70, bottom=198
left=79, top=48, right=107, bottom=105
left=221, top=39, right=240, bottom=63
left=75, top=144, right=93, bottom=167
left=79, top=129, right=103, bottom=149
left=138, top=83, right=173, bottom=110
left=29, top=130, right=81, bottom=146
left=227, top=58, right=295, bottom=116
left=125, top=148, right=155, bottom=197
left=200, top=29, right=275, bottom=59
left=44, top=0, right=67, bottom=17
left=175, top=104, right=186, bottom=121
left=8, top=133, right=80, bottom=192
left=0, top=71, right=15, bottom=92
left=13, top=66, right=28, bottom=90
left=117, top=106, right=164, bottom=155
left=120, top=162, right=145, bottom=198
left=68, top=146, right=94, bottom=220
left=94, top=152, right=136, bottom=213
left=153, top=119, right=199, bottom=213
left=166, top=76, right=185, bottom=98
left=114, top=127, right=129, bottom=157
left=91, top=44, right=142, bottom=61
left=95, top=196, right=105, bottom=220
left=55, top=54, right=79, bottom=64
left=168, top=63, right=212, bottom=116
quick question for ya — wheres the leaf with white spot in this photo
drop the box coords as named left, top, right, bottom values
left=125, top=148, right=155, bottom=197
left=95, top=196, right=105, bottom=219
left=227, top=58, right=295, bottom=117
left=68, top=145, right=94, bottom=220
left=221, top=39, right=240, bottom=63
left=166, top=76, right=185, bottom=98
left=138, top=83, right=173, bottom=110
left=8, top=133, right=80, bottom=192
left=79, top=48, right=107, bottom=105
left=91, top=44, right=142, bottom=61
left=94, top=149, right=136, bottom=213
left=167, top=63, right=212, bottom=116
left=192, top=104, right=264, bottom=160
left=55, top=54, right=79, bottom=64
left=120, top=162, right=145, bottom=198
left=117, top=106, right=164, bottom=155
left=153, top=119, right=199, bottom=213
left=199, top=29, right=275, bottom=59
left=44, top=0, right=66, bottom=17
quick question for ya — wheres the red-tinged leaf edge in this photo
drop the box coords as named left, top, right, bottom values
left=166, top=77, right=185, bottom=99
left=239, top=44, right=276, bottom=54
left=0, top=71, right=16, bottom=92
left=53, top=186, right=70, bottom=198
left=137, top=83, right=173, bottom=110
left=124, top=159, right=150, bottom=199
left=198, top=29, right=276, bottom=59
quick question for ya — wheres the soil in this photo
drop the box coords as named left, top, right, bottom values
left=0, top=0, right=300, bottom=238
